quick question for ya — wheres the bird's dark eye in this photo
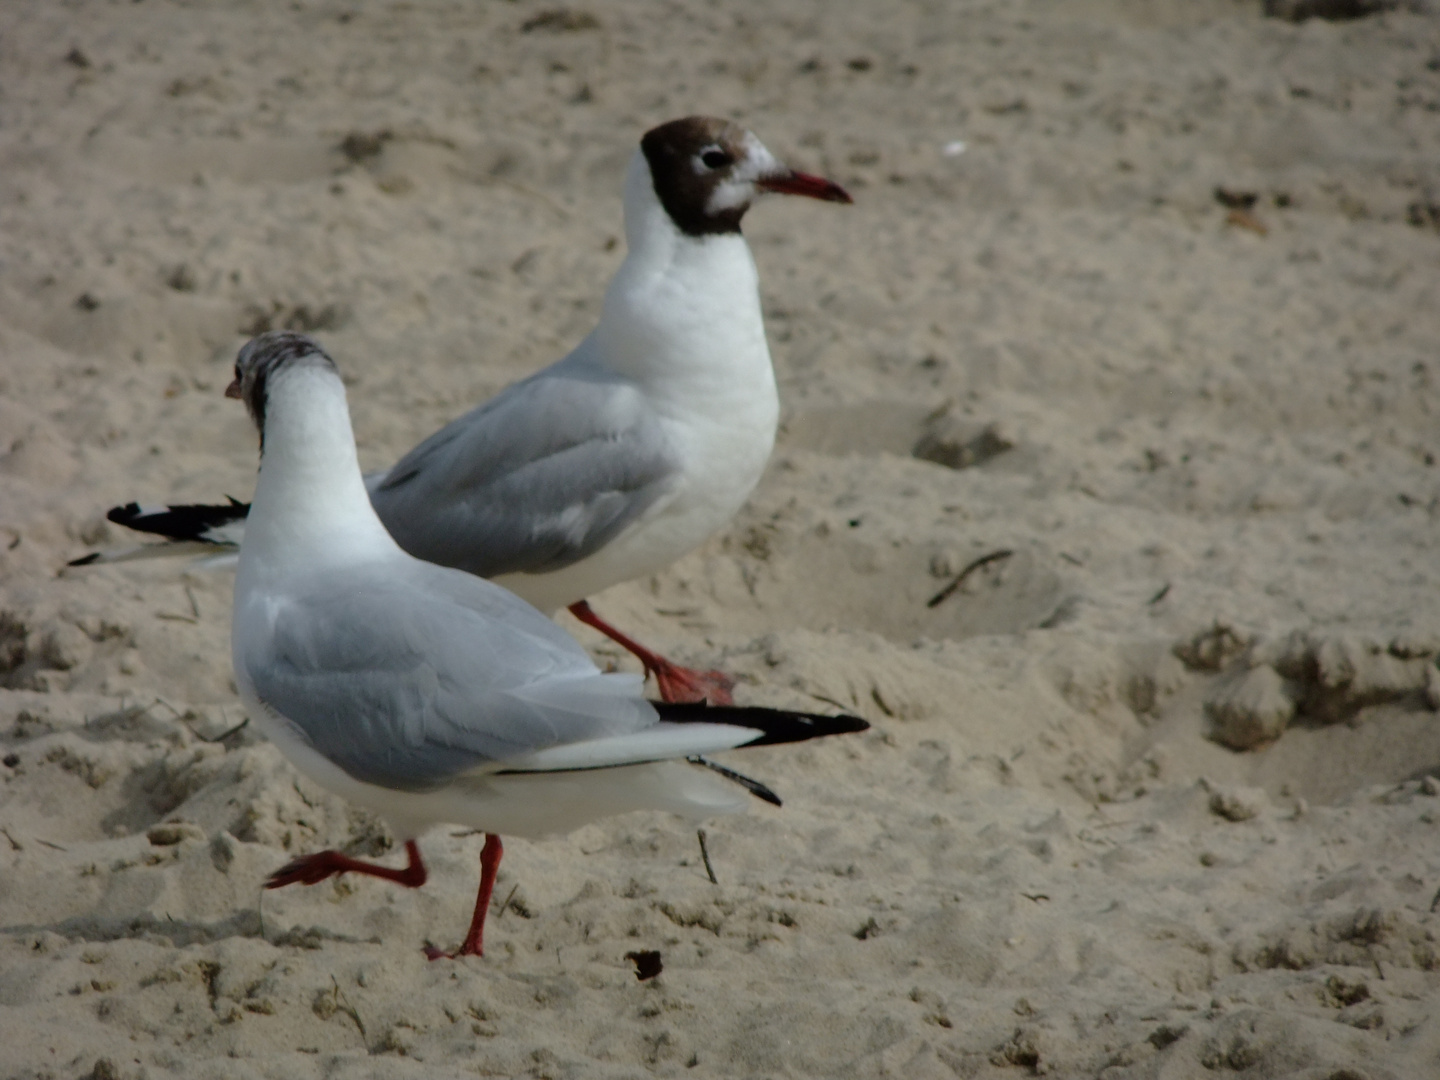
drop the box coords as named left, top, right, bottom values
left=700, top=148, right=730, bottom=169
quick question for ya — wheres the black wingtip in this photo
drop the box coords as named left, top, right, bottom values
left=657, top=703, right=870, bottom=748
left=66, top=552, right=102, bottom=567
left=819, top=713, right=870, bottom=736
left=106, top=502, right=143, bottom=526
left=688, top=756, right=783, bottom=806
left=104, top=499, right=250, bottom=542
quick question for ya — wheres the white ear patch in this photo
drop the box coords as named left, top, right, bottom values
left=704, top=133, right=780, bottom=216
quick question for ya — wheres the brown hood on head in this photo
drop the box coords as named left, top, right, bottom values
left=640, top=116, right=851, bottom=238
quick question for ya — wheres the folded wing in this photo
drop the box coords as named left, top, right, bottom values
left=236, top=562, right=659, bottom=792
left=370, top=367, right=681, bottom=578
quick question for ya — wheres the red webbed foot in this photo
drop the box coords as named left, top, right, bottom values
left=264, top=839, right=428, bottom=890
left=649, top=659, right=735, bottom=705
left=567, top=600, right=735, bottom=705
left=420, top=835, right=504, bottom=961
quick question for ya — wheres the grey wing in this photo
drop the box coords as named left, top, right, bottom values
left=368, top=367, right=681, bottom=578
left=241, top=564, right=657, bottom=792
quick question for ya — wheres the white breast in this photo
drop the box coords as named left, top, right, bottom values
left=497, top=176, right=779, bottom=613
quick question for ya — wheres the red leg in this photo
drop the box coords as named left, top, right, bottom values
left=425, top=834, right=504, bottom=960
left=567, top=600, right=734, bottom=705
left=265, top=838, right=428, bottom=890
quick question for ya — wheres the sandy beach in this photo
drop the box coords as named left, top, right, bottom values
left=3, top=1, right=1440, bottom=1076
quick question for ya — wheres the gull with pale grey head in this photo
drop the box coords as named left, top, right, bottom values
left=74, top=116, right=852, bottom=705
left=227, top=331, right=866, bottom=958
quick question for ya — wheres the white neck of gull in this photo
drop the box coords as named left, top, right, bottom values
left=583, top=151, right=775, bottom=413
left=241, top=365, right=399, bottom=571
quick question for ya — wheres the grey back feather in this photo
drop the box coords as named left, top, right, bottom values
left=369, top=366, right=679, bottom=578
left=237, top=559, right=658, bottom=791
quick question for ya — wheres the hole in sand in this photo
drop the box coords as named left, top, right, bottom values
left=779, top=400, right=1015, bottom=471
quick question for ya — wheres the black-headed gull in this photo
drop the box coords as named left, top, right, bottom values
left=73, top=116, right=852, bottom=705
left=229, top=331, right=866, bottom=958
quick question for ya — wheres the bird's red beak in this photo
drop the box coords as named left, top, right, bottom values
left=225, top=378, right=243, bottom=399
left=757, top=169, right=853, bottom=204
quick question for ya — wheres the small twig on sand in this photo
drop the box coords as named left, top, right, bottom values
left=182, top=713, right=250, bottom=744
left=495, top=884, right=520, bottom=920
left=330, top=976, right=366, bottom=1040
left=697, top=829, right=718, bottom=885
left=805, top=692, right=853, bottom=713
left=927, top=549, right=1013, bottom=609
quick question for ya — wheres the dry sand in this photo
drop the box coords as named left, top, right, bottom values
left=3, top=1, right=1440, bottom=1077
